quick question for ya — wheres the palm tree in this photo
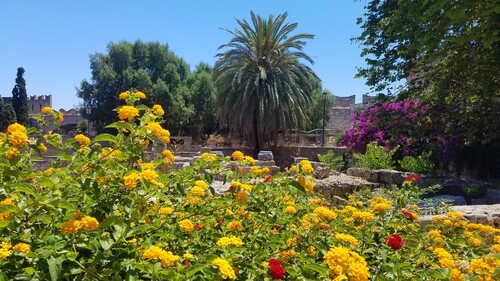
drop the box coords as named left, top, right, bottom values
left=214, top=11, right=318, bottom=150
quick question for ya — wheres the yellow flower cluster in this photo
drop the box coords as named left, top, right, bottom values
left=469, top=256, right=499, bottom=280
left=227, top=220, right=243, bottom=231
left=297, top=175, right=314, bottom=192
left=232, top=150, right=244, bottom=161
left=178, top=219, right=194, bottom=233
left=0, top=198, right=15, bottom=221
left=313, top=206, right=337, bottom=220
left=466, top=223, right=499, bottom=234
left=123, top=172, right=140, bottom=190
left=162, top=149, right=175, bottom=164
left=352, top=211, right=374, bottom=221
left=42, top=106, right=53, bottom=114
left=57, top=112, right=64, bottom=122
left=464, top=231, right=481, bottom=247
left=146, top=122, right=171, bottom=144
left=231, top=181, right=253, bottom=192
left=323, top=247, right=369, bottom=281
left=142, top=246, right=180, bottom=267
left=140, top=169, right=158, bottom=182
left=217, top=236, right=244, bottom=247
left=433, top=248, right=455, bottom=268
left=7, top=123, right=28, bottom=148
left=0, top=242, right=12, bottom=259
left=334, top=233, right=359, bottom=247
left=135, top=91, right=146, bottom=99
left=190, top=180, right=209, bottom=197
left=368, top=196, right=393, bottom=212
left=244, top=155, right=256, bottom=165
left=300, top=213, right=320, bottom=231
left=118, top=105, right=139, bottom=121
left=212, top=258, right=236, bottom=280
left=235, top=190, right=247, bottom=202
left=12, top=243, right=30, bottom=254
left=61, top=214, right=99, bottom=235
left=299, top=159, right=314, bottom=175
left=201, top=152, right=218, bottom=161
left=152, top=104, right=165, bottom=116
left=284, top=206, right=297, bottom=215
left=249, top=165, right=270, bottom=176
left=74, top=134, right=91, bottom=147
left=158, top=206, right=174, bottom=216
left=119, top=91, right=130, bottom=100
left=428, top=229, right=444, bottom=247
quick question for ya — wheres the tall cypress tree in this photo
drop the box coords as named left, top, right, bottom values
left=11, top=67, right=29, bottom=126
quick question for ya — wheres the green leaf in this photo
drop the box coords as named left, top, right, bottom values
left=99, top=238, right=114, bottom=251
left=99, top=216, right=123, bottom=230
left=48, top=256, right=63, bottom=281
left=15, top=183, right=36, bottom=196
left=92, top=133, right=118, bottom=144
left=429, top=268, right=450, bottom=279
left=38, top=176, right=55, bottom=188
left=289, top=180, right=306, bottom=193
left=303, top=264, right=328, bottom=277
left=23, top=267, right=36, bottom=276
left=0, top=204, right=17, bottom=213
left=107, top=122, right=133, bottom=131
left=186, top=264, right=206, bottom=277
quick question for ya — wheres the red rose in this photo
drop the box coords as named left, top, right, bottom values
left=195, top=224, right=203, bottom=231
left=263, top=174, right=272, bottom=183
left=182, top=261, right=191, bottom=267
left=229, top=185, right=236, bottom=192
left=405, top=174, right=420, bottom=183
left=385, top=233, right=405, bottom=250
left=269, top=259, right=286, bottom=279
left=320, top=225, right=330, bottom=230
left=402, top=209, right=417, bottom=220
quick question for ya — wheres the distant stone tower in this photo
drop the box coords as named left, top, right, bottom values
left=28, top=95, right=52, bottom=114
left=327, top=94, right=374, bottom=134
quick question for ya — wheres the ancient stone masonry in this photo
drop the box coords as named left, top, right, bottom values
left=327, top=94, right=375, bottom=135
left=28, top=95, right=52, bottom=114
left=2, top=94, right=52, bottom=114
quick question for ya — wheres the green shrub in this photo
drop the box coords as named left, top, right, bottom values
left=317, top=150, right=344, bottom=171
left=398, top=151, right=435, bottom=174
left=354, top=141, right=397, bottom=169
left=462, top=185, right=487, bottom=199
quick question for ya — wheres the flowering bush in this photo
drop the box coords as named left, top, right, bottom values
left=341, top=99, right=429, bottom=156
left=0, top=92, right=498, bottom=280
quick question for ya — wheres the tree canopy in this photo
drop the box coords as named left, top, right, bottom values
left=0, top=96, right=16, bottom=131
left=214, top=12, right=319, bottom=150
left=355, top=0, right=500, bottom=178
left=77, top=41, right=216, bottom=137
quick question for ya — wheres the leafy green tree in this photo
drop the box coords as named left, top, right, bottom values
left=0, top=96, right=17, bottom=131
left=77, top=40, right=193, bottom=133
left=355, top=0, right=500, bottom=178
left=214, top=12, right=318, bottom=150
left=189, top=63, right=217, bottom=139
left=11, top=67, right=29, bottom=126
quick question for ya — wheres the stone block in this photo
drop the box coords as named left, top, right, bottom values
left=256, top=160, right=276, bottom=167
left=486, top=189, right=500, bottom=204
left=257, top=151, right=274, bottom=161
left=212, top=151, right=225, bottom=157
left=293, top=157, right=308, bottom=164
left=311, top=162, right=330, bottom=179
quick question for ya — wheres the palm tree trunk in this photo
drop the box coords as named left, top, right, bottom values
left=253, top=109, right=261, bottom=151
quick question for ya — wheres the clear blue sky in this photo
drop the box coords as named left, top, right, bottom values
left=0, top=0, right=371, bottom=110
